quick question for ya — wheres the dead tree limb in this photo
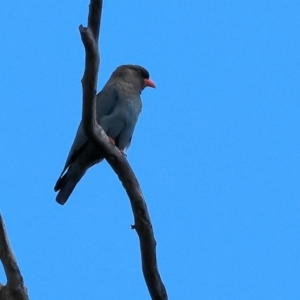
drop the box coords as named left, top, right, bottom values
left=79, top=1, right=168, bottom=299
left=0, top=213, right=29, bottom=300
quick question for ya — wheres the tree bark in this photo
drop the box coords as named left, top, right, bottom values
left=79, top=1, right=168, bottom=299
left=0, top=214, right=29, bottom=300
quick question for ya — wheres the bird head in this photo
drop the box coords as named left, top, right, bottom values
left=112, top=65, right=156, bottom=92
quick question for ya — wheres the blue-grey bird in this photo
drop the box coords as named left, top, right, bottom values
left=54, top=65, right=155, bottom=205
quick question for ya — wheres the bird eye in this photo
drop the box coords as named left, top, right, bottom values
left=137, top=69, right=142, bottom=75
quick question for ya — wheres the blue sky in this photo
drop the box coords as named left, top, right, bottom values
left=1, top=1, right=300, bottom=299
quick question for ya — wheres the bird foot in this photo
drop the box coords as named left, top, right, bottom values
left=108, top=136, right=116, bottom=146
left=107, top=137, right=127, bottom=157
left=120, top=149, right=127, bottom=157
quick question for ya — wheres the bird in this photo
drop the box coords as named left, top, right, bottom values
left=54, top=64, right=155, bottom=205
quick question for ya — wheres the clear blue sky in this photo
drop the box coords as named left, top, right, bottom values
left=1, top=1, right=299, bottom=299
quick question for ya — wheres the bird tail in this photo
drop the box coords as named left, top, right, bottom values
left=54, top=164, right=86, bottom=205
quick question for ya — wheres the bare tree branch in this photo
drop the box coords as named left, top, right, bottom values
left=79, top=1, right=168, bottom=299
left=0, top=213, right=29, bottom=300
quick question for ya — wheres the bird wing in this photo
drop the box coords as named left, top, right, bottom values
left=96, top=83, right=119, bottom=121
left=100, top=94, right=142, bottom=150
left=60, top=84, right=120, bottom=175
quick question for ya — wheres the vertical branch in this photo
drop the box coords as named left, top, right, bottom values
left=0, top=213, right=29, bottom=300
left=79, top=1, right=168, bottom=299
left=87, top=0, right=102, bottom=42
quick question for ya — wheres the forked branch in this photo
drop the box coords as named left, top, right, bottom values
left=79, top=1, right=168, bottom=299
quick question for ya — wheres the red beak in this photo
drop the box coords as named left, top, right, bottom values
left=144, top=78, right=156, bottom=88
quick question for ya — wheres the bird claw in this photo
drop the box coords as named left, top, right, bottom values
left=108, top=136, right=127, bottom=157
left=120, top=149, right=127, bottom=157
left=108, top=136, right=116, bottom=146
